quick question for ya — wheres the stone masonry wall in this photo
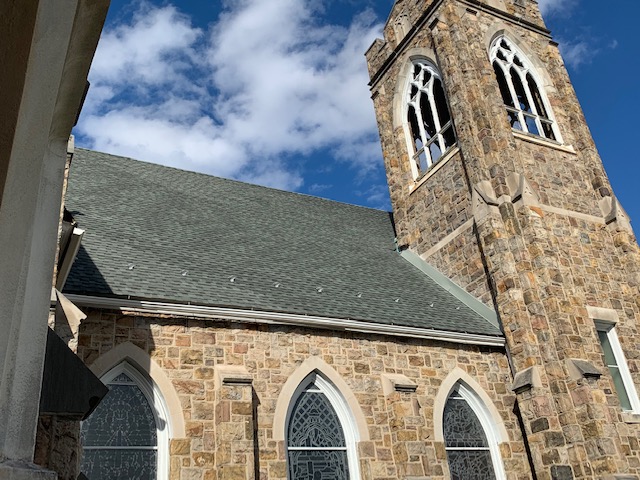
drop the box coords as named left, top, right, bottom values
left=367, top=0, right=640, bottom=478
left=75, top=309, right=532, bottom=480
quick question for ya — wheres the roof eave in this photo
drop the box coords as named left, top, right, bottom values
left=65, top=294, right=506, bottom=348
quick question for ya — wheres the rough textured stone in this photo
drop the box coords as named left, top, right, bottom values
left=366, top=0, right=640, bottom=478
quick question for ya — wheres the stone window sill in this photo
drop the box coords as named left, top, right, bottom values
left=621, top=411, right=640, bottom=424
left=512, top=130, right=576, bottom=155
left=409, top=146, right=460, bottom=195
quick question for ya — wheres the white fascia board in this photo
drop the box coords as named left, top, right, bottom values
left=64, top=294, right=506, bottom=347
left=56, top=227, right=84, bottom=290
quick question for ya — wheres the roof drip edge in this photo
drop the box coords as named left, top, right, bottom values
left=66, top=294, right=506, bottom=347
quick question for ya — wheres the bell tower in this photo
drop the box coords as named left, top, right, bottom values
left=367, top=0, right=640, bottom=479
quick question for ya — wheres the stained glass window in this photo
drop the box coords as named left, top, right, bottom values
left=444, top=387, right=498, bottom=480
left=287, top=379, right=350, bottom=480
left=81, top=368, right=161, bottom=480
left=405, top=60, right=457, bottom=177
left=490, top=36, right=558, bottom=141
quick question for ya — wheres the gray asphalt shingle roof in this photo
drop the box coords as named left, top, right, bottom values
left=64, top=148, right=501, bottom=337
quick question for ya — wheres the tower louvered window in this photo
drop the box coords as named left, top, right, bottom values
left=490, top=36, right=558, bottom=141
left=406, top=60, right=456, bottom=177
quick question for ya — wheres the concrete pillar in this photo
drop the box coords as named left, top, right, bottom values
left=0, top=0, right=109, bottom=476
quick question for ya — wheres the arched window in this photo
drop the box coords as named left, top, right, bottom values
left=405, top=60, right=456, bottom=177
left=490, top=36, right=558, bottom=141
left=286, top=373, right=360, bottom=480
left=443, top=383, right=505, bottom=480
left=80, top=362, right=170, bottom=480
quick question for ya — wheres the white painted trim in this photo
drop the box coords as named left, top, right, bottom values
left=594, top=323, right=640, bottom=414
left=284, top=372, right=361, bottom=480
left=65, top=294, right=505, bottom=347
left=453, top=383, right=507, bottom=480
left=433, top=368, right=509, bottom=443
left=84, top=362, right=171, bottom=480
left=409, top=146, right=461, bottom=195
left=56, top=227, right=84, bottom=290
left=489, top=35, right=563, bottom=144
left=434, top=368, right=507, bottom=480
left=400, top=58, right=458, bottom=179
left=273, top=357, right=369, bottom=442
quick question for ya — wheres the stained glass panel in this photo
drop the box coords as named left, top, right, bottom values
left=287, top=380, right=350, bottom=480
left=112, top=373, right=134, bottom=383
left=288, top=384, right=345, bottom=448
left=405, top=60, right=456, bottom=172
left=288, top=450, right=349, bottom=480
left=81, top=369, right=159, bottom=480
left=444, top=389, right=496, bottom=480
left=447, top=450, right=496, bottom=480
left=81, top=384, right=157, bottom=447
left=82, top=449, right=157, bottom=480
left=443, top=395, right=488, bottom=448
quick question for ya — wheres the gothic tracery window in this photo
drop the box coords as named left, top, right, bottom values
left=443, top=384, right=504, bottom=480
left=405, top=60, right=456, bottom=177
left=490, top=36, right=558, bottom=141
left=80, top=363, right=169, bottom=480
left=286, top=374, right=358, bottom=480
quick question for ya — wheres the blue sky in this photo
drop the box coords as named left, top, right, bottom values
left=74, top=0, right=639, bottom=226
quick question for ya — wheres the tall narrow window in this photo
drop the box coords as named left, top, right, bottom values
left=443, top=384, right=505, bottom=480
left=80, top=363, right=170, bottom=480
left=405, top=60, right=456, bottom=177
left=490, top=36, right=558, bottom=141
left=596, top=323, right=640, bottom=413
left=286, top=374, right=359, bottom=480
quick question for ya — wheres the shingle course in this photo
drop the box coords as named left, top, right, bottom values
left=64, top=149, right=501, bottom=337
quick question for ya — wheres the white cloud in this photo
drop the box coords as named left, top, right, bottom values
left=537, top=0, right=577, bottom=16
left=558, top=40, right=591, bottom=69
left=75, top=0, right=384, bottom=193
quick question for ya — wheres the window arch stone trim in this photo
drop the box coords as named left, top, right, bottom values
left=392, top=47, right=439, bottom=131
left=435, top=368, right=509, bottom=480
left=395, top=53, right=457, bottom=178
left=433, top=367, right=508, bottom=444
left=487, top=30, right=562, bottom=143
left=272, top=356, right=369, bottom=442
left=88, top=341, right=186, bottom=438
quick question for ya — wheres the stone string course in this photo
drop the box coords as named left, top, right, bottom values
left=76, top=310, right=528, bottom=480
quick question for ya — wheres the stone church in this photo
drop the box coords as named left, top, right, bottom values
left=40, top=0, right=640, bottom=479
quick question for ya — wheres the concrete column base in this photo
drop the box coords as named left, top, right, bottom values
left=0, top=462, right=56, bottom=480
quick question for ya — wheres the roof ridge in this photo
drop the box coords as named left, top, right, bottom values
left=74, top=147, right=391, bottom=214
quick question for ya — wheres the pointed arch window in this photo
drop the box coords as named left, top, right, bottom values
left=443, top=383, right=505, bottom=480
left=405, top=60, right=457, bottom=177
left=286, top=373, right=360, bottom=480
left=490, top=36, right=559, bottom=141
left=80, top=363, right=170, bottom=480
